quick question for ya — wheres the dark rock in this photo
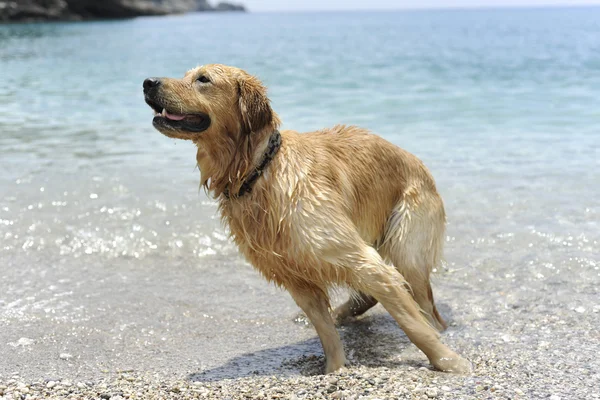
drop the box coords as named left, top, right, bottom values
left=0, top=0, right=246, bottom=22
left=214, top=2, right=245, bottom=11
left=194, top=0, right=213, bottom=11
left=0, top=1, right=70, bottom=21
left=64, top=0, right=167, bottom=19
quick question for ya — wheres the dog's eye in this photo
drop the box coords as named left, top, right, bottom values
left=197, top=75, right=210, bottom=84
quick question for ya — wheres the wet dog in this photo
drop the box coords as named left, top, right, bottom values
left=143, top=64, right=470, bottom=374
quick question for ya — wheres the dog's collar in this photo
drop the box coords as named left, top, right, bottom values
left=224, top=130, right=282, bottom=199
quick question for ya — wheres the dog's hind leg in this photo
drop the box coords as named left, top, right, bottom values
left=395, top=271, right=447, bottom=332
left=378, top=194, right=448, bottom=331
left=333, top=273, right=445, bottom=331
left=287, top=284, right=347, bottom=373
left=344, top=245, right=470, bottom=373
left=332, top=291, right=378, bottom=325
left=410, top=276, right=447, bottom=331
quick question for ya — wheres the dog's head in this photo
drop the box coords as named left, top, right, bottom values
left=143, top=64, right=277, bottom=141
left=143, top=64, right=280, bottom=196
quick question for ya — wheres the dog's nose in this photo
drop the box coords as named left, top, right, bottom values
left=143, top=78, right=161, bottom=93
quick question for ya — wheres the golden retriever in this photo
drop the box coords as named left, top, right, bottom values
left=143, top=64, right=471, bottom=374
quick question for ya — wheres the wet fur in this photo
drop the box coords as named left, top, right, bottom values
left=146, top=64, right=470, bottom=374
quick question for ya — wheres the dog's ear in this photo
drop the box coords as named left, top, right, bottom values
left=237, top=75, right=273, bottom=135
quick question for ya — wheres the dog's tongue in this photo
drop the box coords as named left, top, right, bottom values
left=165, top=110, right=186, bottom=121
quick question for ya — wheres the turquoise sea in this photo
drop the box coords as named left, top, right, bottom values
left=0, top=8, right=598, bottom=383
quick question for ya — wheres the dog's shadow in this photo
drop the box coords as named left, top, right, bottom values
left=188, top=304, right=455, bottom=382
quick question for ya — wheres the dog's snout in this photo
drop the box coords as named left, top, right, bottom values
left=143, top=78, right=161, bottom=93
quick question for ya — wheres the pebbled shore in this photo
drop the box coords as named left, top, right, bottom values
left=1, top=279, right=599, bottom=400
left=0, top=356, right=597, bottom=400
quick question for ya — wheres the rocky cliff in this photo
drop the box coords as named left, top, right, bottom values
left=0, top=0, right=245, bottom=22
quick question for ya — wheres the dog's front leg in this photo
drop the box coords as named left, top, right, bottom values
left=287, top=284, right=347, bottom=373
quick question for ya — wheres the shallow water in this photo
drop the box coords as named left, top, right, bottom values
left=0, top=8, right=599, bottom=383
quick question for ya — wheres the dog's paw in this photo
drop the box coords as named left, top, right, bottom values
left=331, top=308, right=355, bottom=326
left=431, top=353, right=472, bottom=374
left=332, top=313, right=349, bottom=327
left=325, top=356, right=349, bottom=374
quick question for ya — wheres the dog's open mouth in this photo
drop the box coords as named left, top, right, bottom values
left=146, top=98, right=211, bottom=133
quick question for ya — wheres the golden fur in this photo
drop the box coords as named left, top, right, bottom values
left=144, top=64, right=471, bottom=374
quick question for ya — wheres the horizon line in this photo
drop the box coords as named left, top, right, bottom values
left=243, top=3, right=600, bottom=13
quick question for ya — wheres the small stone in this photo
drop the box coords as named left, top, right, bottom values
left=16, top=384, right=29, bottom=394
left=59, top=353, right=73, bottom=361
left=550, top=396, right=561, bottom=400
left=441, top=386, right=451, bottom=392
left=515, top=388, right=524, bottom=395
left=8, top=338, right=34, bottom=347
left=426, top=388, right=439, bottom=398
left=575, top=306, right=585, bottom=313
left=412, top=384, right=424, bottom=393
left=46, top=381, right=57, bottom=389
left=501, top=334, right=513, bottom=342
left=100, top=393, right=111, bottom=399
left=76, top=382, right=86, bottom=389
